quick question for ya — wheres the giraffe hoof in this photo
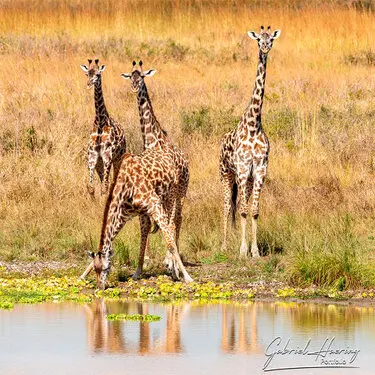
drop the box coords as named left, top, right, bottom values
left=251, top=244, right=260, bottom=258
left=183, top=274, right=194, bottom=283
left=132, top=270, right=142, bottom=281
left=163, top=253, right=173, bottom=273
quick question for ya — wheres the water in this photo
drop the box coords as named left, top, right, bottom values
left=0, top=300, right=374, bottom=375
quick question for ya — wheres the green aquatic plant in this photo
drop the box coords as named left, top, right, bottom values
left=0, top=300, right=13, bottom=310
left=0, top=276, right=93, bottom=310
left=106, top=313, right=161, bottom=322
left=101, top=276, right=256, bottom=302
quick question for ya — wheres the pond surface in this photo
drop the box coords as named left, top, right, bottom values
left=0, top=300, right=374, bottom=375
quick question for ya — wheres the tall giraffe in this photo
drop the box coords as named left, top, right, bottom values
left=121, top=61, right=190, bottom=267
left=80, top=58, right=127, bottom=196
left=81, top=148, right=193, bottom=289
left=219, top=26, right=281, bottom=257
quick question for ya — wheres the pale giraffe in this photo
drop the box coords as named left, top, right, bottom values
left=121, top=61, right=189, bottom=267
left=80, top=58, right=127, bottom=196
left=219, top=26, right=281, bottom=257
left=81, top=148, right=193, bottom=289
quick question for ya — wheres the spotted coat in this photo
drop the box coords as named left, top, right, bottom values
left=90, top=148, right=193, bottom=289
left=81, top=59, right=127, bottom=196
left=219, top=27, right=280, bottom=258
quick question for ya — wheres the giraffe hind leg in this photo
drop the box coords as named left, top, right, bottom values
left=221, top=172, right=235, bottom=252
left=149, top=197, right=193, bottom=283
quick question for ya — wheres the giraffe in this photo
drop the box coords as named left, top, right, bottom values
left=121, top=61, right=190, bottom=268
left=80, top=58, right=127, bottom=196
left=219, top=26, right=281, bottom=257
left=81, top=147, right=193, bottom=289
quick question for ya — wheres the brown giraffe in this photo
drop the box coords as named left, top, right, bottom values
left=121, top=61, right=190, bottom=267
left=80, top=58, right=127, bottom=196
left=81, top=148, right=193, bottom=289
left=219, top=26, right=281, bottom=257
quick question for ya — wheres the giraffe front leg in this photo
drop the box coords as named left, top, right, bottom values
left=162, top=188, right=177, bottom=269
left=101, top=155, right=112, bottom=195
left=250, top=162, right=267, bottom=258
left=88, top=148, right=99, bottom=197
left=237, top=172, right=253, bottom=258
left=220, top=172, right=235, bottom=252
left=133, top=215, right=151, bottom=280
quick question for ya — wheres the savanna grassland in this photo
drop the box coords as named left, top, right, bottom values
left=0, top=0, right=375, bottom=291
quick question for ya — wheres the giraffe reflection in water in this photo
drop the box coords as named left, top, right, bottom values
left=285, top=302, right=371, bottom=335
left=221, top=303, right=261, bottom=354
left=84, top=299, right=126, bottom=354
left=84, top=301, right=371, bottom=356
left=84, top=300, right=186, bottom=354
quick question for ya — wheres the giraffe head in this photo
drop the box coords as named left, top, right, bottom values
left=89, top=251, right=108, bottom=290
left=120, top=60, right=156, bottom=93
left=248, top=26, right=281, bottom=54
left=80, top=58, right=106, bottom=89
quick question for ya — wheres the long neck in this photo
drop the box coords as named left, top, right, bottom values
left=239, top=50, right=268, bottom=132
left=137, top=82, right=166, bottom=150
left=94, top=76, right=109, bottom=124
left=99, top=178, right=118, bottom=256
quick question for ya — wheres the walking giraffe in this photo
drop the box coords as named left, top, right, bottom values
left=121, top=61, right=190, bottom=266
left=80, top=58, right=127, bottom=196
left=219, top=26, right=281, bottom=257
left=81, top=148, right=193, bottom=289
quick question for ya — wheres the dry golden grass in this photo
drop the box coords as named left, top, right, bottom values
left=0, top=0, right=375, bottom=286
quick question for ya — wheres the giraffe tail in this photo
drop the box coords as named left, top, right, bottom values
left=151, top=222, right=159, bottom=234
left=231, top=181, right=238, bottom=228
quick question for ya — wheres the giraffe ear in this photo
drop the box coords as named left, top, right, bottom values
left=88, top=251, right=95, bottom=259
left=143, top=69, right=156, bottom=77
left=247, top=31, right=259, bottom=40
left=98, top=65, right=106, bottom=73
left=272, top=30, right=281, bottom=39
left=121, top=73, right=132, bottom=80
left=80, top=65, right=89, bottom=73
